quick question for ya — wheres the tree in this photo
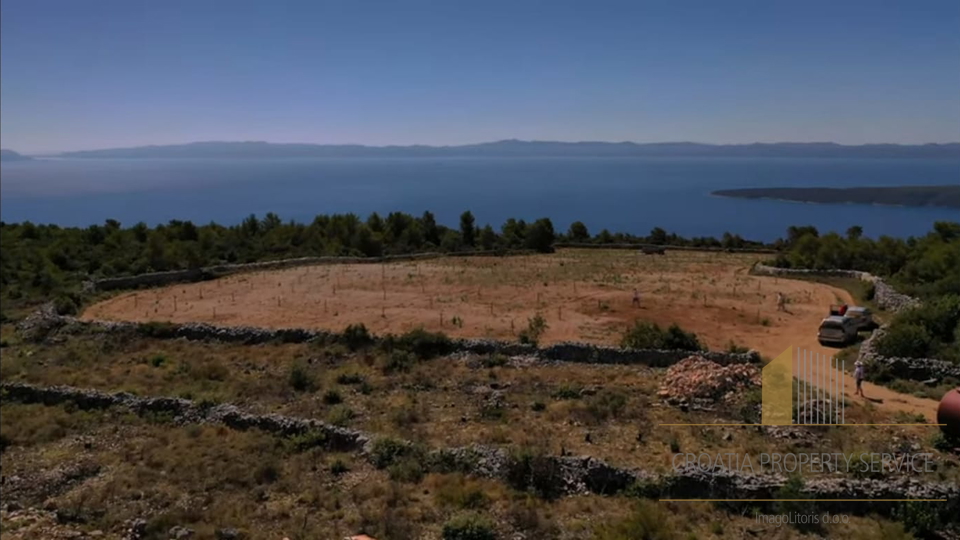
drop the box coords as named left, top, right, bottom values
left=524, top=218, right=555, bottom=253
left=460, top=211, right=476, bottom=247
left=649, top=227, right=667, bottom=245
left=440, top=230, right=461, bottom=252
left=846, top=225, right=863, bottom=241
left=568, top=221, right=589, bottom=242
left=421, top=211, right=440, bottom=246
left=501, top=218, right=526, bottom=248
left=479, top=225, right=498, bottom=250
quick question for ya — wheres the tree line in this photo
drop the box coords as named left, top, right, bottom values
left=1, top=212, right=957, bottom=310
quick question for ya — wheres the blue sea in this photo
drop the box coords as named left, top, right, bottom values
left=1, top=157, right=958, bottom=242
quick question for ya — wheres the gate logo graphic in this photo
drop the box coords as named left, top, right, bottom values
left=762, top=347, right=846, bottom=425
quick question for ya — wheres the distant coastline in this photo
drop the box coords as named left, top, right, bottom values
left=712, top=186, right=960, bottom=209
left=31, top=140, right=960, bottom=160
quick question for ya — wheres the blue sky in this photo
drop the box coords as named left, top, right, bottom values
left=2, top=0, right=959, bottom=153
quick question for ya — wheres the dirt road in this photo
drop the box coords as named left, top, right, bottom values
left=780, top=287, right=940, bottom=422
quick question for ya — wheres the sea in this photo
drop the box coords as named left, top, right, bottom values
left=1, top=156, right=958, bottom=242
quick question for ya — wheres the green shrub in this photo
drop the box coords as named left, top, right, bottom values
left=518, top=313, right=548, bottom=345
left=505, top=448, right=563, bottom=500
left=442, top=513, right=496, bottom=540
left=725, top=341, right=750, bottom=354
left=136, top=321, right=179, bottom=339
left=592, top=501, right=677, bottom=540
left=531, top=401, right=546, bottom=412
left=481, top=354, right=508, bottom=368
left=329, top=459, right=349, bottom=475
left=326, top=405, right=354, bottom=427
left=285, top=430, right=327, bottom=452
left=552, top=385, right=582, bottom=400
left=584, top=390, right=628, bottom=422
left=148, top=354, right=167, bottom=367
left=893, top=501, right=945, bottom=538
left=335, top=372, right=365, bottom=385
left=53, top=294, right=79, bottom=315
left=322, top=389, right=343, bottom=405
left=620, top=321, right=702, bottom=351
left=387, top=327, right=453, bottom=359
left=388, top=458, right=425, bottom=483
left=381, top=350, right=416, bottom=374
left=775, top=476, right=818, bottom=532
left=875, top=323, right=932, bottom=358
left=288, top=362, right=316, bottom=392
left=932, top=431, right=959, bottom=452
left=342, top=323, right=373, bottom=350
left=370, top=437, right=411, bottom=468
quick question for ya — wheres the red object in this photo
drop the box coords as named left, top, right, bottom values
left=839, top=304, right=847, bottom=315
left=938, top=388, right=960, bottom=438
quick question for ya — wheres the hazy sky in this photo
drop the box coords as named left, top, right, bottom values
left=2, top=0, right=959, bottom=154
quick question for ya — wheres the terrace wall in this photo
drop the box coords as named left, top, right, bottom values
left=4, top=381, right=955, bottom=517
left=87, top=250, right=537, bottom=292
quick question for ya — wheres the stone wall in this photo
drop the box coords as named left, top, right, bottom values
left=4, top=381, right=955, bottom=518
left=858, top=326, right=960, bottom=381
left=89, top=250, right=540, bottom=292
left=749, top=263, right=919, bottom=312
left=21, top=310, right=760, bottom=368
left=554, top=242, right=777, bottom=254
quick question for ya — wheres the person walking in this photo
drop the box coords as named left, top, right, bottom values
left=776, top=292, right=786, bottom=312
left=854, top=360, right=865, bottom=397
left=632, top=288, right=641, bottom=307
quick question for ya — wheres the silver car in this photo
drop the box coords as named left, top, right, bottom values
left=818, top=315, right=858, bottom=346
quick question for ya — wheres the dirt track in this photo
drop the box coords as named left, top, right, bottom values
left=81, top=249, right=940, bottom=420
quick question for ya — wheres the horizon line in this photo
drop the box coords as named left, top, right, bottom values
left=7, top=138, right=960, bottom=157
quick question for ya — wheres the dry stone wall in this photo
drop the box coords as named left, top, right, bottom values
left=749, top=263, right=919, bottom=312
left=87, top=250, right=537, bottom=292
left=19, top=308, right=760, bottom=368
left=3, top=382, right=955, bottom=518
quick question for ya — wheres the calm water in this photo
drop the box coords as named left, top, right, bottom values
left=2, top=157, right=958, bottom=241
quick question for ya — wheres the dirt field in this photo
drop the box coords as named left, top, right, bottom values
left=83, top=249, right=853, bottom=359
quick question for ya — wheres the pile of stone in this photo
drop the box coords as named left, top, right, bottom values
left=658, top=356, right=761, bottom=406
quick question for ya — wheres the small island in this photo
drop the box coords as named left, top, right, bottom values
left=0, top=149, right=33, bottom=162
left=712, top=185, right=960, bottom=209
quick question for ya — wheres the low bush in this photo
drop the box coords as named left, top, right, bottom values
left=442, top=513, right=497, bottom=540
left=592, top=500, right=677, bottom=540
left=284, top=430, right=327, bottom=452
left=518, top=313, right=548, bottom=345
left=385, top=327, right=454, bottom=359
left=335, top=372, right=365, bottom=385
left=288, top=361, right=316, bottom=392
left=875, top=323, right=932, bottom=358
left=370, top=437, right=413, bottom=468
left=342, top=323, right=374, bottom=350
left=620, top=321, right=703, bottom=351
left=322, top=389, right=343, bottom=405
left=326, top=405, right=354, bottom=426
left=505, top=448, right=563, bottom=500
left=381, top=350, right=416, bottom=374
left=54, top=293, right=79, bottom=316
left=329, top=459, right=349, bottom=475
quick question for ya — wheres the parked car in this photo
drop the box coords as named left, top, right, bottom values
left=843, top=306, right=877, bottom=331
left=818, top=315, right=859, bottom=346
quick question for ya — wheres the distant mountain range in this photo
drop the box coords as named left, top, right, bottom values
left=713, top=185, right=960, bottom=209
left=44, top=140, right=960, bottom=159
left=0, top=149, right=32, bottom=161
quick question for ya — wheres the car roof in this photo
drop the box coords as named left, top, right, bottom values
left=846, top=306, right=869, bottom=313
left=821, top=315, right=850, bottom=324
